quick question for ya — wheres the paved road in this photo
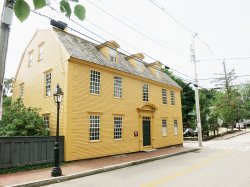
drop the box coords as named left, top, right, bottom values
left=47, top=133, right=250, bottom=187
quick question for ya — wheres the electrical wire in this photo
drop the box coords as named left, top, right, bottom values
left=198, top=57, right=250, bottom=62
left=84, top=0, right=190, bottom=59
left=199, top=75, right=250, bottom=81
left=31, top=10, right=196, bottom=87
left=147, top=0, right=215, bottom=57
left=93, top=0, right=189, bottom=58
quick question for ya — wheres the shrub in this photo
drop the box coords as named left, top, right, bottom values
left=0, top=98, right=48, bottom=136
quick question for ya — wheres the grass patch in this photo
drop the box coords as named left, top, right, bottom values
left=0, top=162, right=66, bottom=175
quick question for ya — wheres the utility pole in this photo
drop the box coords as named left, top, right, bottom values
left=190, top=33, right=203, bottom=147
left=0, top=0, right=14, bottom=119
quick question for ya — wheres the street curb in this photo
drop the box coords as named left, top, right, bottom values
left=223, top=131, right=249, bottom=140
left=8, top=148, right=200, bottom=187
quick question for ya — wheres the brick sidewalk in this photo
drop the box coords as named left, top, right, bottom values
left=0, top=145, right=198, bottom=187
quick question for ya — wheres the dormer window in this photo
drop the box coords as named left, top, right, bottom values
left=109, top=48, right=117, bottom=63
left=137, top=60, right=143, bottom=72
left=156, top=70, right=160, bottom=78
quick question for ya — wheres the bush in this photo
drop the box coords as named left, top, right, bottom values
left=0, top=98, right=48, bottom=136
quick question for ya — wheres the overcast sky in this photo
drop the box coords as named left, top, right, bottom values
left=2, top=0, right=250, bottom=88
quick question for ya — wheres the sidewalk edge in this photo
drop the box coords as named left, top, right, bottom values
left=223, top=131, right=249, bottom=140
left=8, top=148, right=200, bottom=187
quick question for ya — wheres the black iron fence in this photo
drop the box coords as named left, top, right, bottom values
left=0, top=136, right=64, bottom=169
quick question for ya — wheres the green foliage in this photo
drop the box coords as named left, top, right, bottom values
left=163, top=68, right=195, bottom=123
left=60, top=0, right=71, bottom=18
left=0, top=162, right=65, bottom=175
left=212, top=89, right=243, bottom=128
left=74, top=4, right=86, bottom=21
left=33, top=0, right=46, bottom=10
left=14, top=0, right=30, bottom=22
left=2, top=97, right=11, bottom=108
left=199, top=89, right=217, bottom=131
left=14, top=0, right=86, bottom=22
left=0, top=99, right=48, bottom=136
left=240, top=83, right=250, bottom=119
left=3, top=78, right=13, bottom=97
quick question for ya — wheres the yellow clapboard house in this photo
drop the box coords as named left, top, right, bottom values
left=12, top=27, right=183, bottom=161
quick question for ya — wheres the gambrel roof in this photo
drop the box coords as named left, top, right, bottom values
left=53, top=28, right=181, bottom=89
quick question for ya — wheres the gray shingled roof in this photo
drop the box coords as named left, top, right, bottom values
left=53, top=29, right=181, bottom=89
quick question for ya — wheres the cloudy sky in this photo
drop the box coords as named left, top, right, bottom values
left=2, top=0, right=250, bottom=88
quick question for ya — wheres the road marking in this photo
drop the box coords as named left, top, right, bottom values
left=140, top=150, right=232, bottom=187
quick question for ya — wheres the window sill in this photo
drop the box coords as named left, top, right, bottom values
left=89, top=93, right=101, bottom=96
left=114, top=139, right=123, bottom=141
left=114, top=97, right=123, bottom=100
left=89, top=140, right=101, bottom=143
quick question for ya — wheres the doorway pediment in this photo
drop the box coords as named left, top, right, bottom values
left=137, top=103, right=158, bottom=112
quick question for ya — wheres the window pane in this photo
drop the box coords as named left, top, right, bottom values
left=90, top=70, right=100, bottom=94
left=114, top=76, right=122, bottom=98
left=174, top=120, right=178, bottom=135
left=142, top=84, right=148, bottom=102
left=171, top=91, right=175, bottom=105
left=45, top=72, right=51, bottom=96
left=43, top=116, right=50, bottom=129
left=89, top=115, right=100, bottom=141
left=162, top=119, right=167, bottom=136
left=162, top=89, right=167, bottom=104
left=114, top=117, right=122, bottom=140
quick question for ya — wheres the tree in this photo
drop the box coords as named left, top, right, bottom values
left=3, top=78, right=13, bottom=97
left=212, top=89, right=243, bottom=130
left=199, top=88, right=217, bottom=135
left=163, top=68, right=195, bottom=125
left=0, top=99, right=48, bottom=136
left=13, top=0, right=86, bottom=22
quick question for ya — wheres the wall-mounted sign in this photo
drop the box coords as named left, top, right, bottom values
left=134, top=131, right=138, bottom=137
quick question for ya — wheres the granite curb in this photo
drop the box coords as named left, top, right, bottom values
left=8, top=148, right=200, bottom=187
left=223, top=131, right=249, bottom=140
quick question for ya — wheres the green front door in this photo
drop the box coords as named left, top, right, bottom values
left=143, top=120, right=151, bottom=146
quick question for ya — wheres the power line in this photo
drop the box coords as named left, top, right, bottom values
left=84, top=0, right=190, bottom=59
left=198, top=57, right=250, bottom=62
left=148, top=0, right=194, bottom=34
left=199, top=75, right=250, bottom=81
left=46, top=5, right=196, bottom=82
left=94, top=0, right=188, bottom=58
left=148, top=0, right=215, bottom=57
left=31, top=10, right=195, bottom=86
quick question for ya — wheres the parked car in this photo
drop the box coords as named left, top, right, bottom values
left=236, top=123, right=245, bottom=129
left=183, top=128, right=194, bottom=137
left=193, top=128, right=198, bottom=136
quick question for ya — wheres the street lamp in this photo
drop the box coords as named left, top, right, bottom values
left=51, top=84, right=63, bottom=177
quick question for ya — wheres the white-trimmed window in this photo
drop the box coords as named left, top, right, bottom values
left=171, top=91, right=175, bottom=105
left=28, top=50, right=33, bottom=67
left=109, top=48, right=117, bottom=62
left=137, top=61, right=143, bottom=72
left=162, top=119, right=167, bottom=136
left=143, top=84, right=148, bottom=102
left=162, top=89, right=167, bottom=104
left=20, top=84, right=24, bottom=99
left=114, top=116, right=123, bottom=140
left=45, top=72, right=51, bottom=96
left=89, top=115, right=100, bottom=141
left=90, top=70, right=100, bottom=94
left=114, top=76, right=122, bottom=98
left=156, top=70, right=160, bottom=78
left=43, top=115, right=50, bottom=129
left=174, top=120, right=178, bottom=135
left=38, top=43, right=44, bottom=61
